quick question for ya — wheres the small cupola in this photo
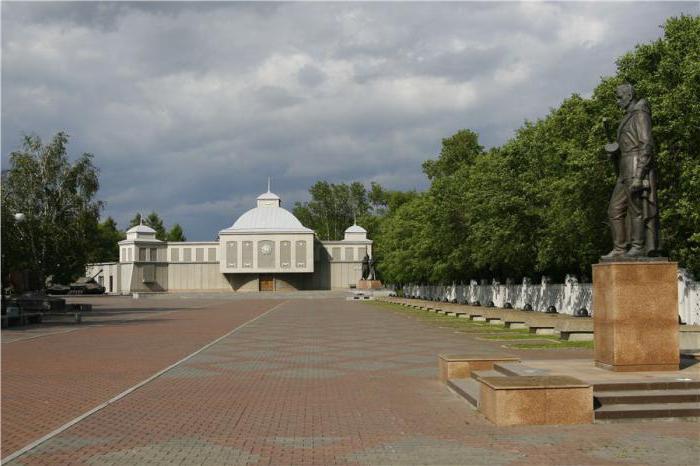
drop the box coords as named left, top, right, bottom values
left=125, top=219, right=157, bottom=241
left=257, top=177, right=281, bottom=208
left=344, top=223, right=367, bottom=241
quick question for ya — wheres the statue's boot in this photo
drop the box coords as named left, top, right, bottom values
left=601, top=218, right=627, bottom=259
left=625, top=217, right=645, bottom=258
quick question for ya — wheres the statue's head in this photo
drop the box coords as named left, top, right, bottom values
left=615, top=83, right=636, bottom=110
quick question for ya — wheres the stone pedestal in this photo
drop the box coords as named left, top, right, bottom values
left=593, top=261, right=679, bottom=372
left=357, top=279, right=382, bottom=290
left=479, top=376, right=592, bottom=426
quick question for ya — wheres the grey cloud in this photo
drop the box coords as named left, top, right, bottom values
left=3, top=2, right=697, bottom=240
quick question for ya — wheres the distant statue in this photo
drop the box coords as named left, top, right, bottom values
left=361, top=254, right=370, bottom=280
left=602, top=83, right=659, bottom=259
left=368, top=256, right=377, bottom=281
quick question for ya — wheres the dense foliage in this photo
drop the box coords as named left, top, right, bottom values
left=1, top=133, right=102, bottom=284
left=1, top=134, right=189, bottom=288
left=302, top=16, right=699, bottom=283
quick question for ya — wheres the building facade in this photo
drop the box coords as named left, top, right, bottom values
left=86, top=189, right=372, bottom=293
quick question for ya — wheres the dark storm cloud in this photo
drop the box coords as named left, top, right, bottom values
left=2, top=1, right=697, bottom=239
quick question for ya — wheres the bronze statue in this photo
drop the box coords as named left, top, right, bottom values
left=361, top=254, right=370, bottom=280
left=602, top=83, right=659, bottom=259
left=368, top=256, right=377, bottom=281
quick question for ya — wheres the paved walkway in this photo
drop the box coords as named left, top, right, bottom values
left=3, top=298, right=699, bottom=465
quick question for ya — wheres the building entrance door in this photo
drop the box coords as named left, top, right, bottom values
left=259, top=275, right=274, bottom=292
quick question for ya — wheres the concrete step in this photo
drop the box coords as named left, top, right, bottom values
left=447, top=377, right=481, bottom=408
left=594, top=402, right=700, bottom=420
left=594, top=380, right=700, bottom=391
left=470, top=369, right=503, bottom=381
left=493, top=362, right=550, bottom=377
left=594, top=388, right=700, bottom=405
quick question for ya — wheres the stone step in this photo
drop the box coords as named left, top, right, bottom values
left=470, top=369, right=503, bottom=381
left=447, top=377, right=481, bottom=408
left=593, top=380, right=700, bottom=392
left=493, top=362, right=550, bottom=377
left=594, top=388, right=700, bottom=405
left=594, top=402, right=700, bottom=420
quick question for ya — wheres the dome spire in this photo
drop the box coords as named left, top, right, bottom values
left=267, top=176, right=271, bottom=193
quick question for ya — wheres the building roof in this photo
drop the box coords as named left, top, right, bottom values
left=126, top=224, right=156, bottom=234
left=345, top=224, right=367, bottom=234
left=221, top=190, right=313, bottom=234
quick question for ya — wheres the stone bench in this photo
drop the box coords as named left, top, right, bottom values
left=438, top=354, right=520, bottom=382
left=479, top=375, right=592, bottom=426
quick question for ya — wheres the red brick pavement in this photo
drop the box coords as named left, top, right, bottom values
left=5, top=298, right=700, bottom=465
left=1, top=298, right=278, bottom=458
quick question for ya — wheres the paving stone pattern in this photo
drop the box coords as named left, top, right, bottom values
left=6, top=299, right=700, bottom=465
left=2, top=298, right=278, bottom=457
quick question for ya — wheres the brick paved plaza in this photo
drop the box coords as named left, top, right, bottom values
left=2, top=296, right=698, bottom=465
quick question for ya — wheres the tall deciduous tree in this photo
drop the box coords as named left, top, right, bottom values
left=89, top=217, right=125, bottom=263
left=293, top=181, right=371, bottom=240
left=1, top=132, right=102, bottom=285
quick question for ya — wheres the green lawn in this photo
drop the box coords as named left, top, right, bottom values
left=367, top=300, right=594, bottom=350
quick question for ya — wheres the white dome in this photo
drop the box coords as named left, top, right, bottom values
left=222, top=206, right=313, bottom=233
left=127, top=224, right=156, bottom=234
left=345, top=224, right=367, bottom=234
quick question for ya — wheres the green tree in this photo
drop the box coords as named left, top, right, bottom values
left=128, top=212, right=142, bottom=228
left=128, top=211, right=169, bottom=241
left=293, top=181, right=371, bottom=240
left=1, top=132, right=102, bottom=285
left=166, top=223, right=186, bottom=242
left=375, top=15, right=700, bottom=283
left=89, top=217, right=125, bottom=262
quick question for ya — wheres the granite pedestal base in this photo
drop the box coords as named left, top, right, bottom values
left=593, top=261, right=679, bottom=372
left=479, top=376, right=593, bottom=426
left=357, top=280, right=382, bottom=290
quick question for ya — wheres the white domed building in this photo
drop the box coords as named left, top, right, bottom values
left=87, top=188, right=372, bottom=293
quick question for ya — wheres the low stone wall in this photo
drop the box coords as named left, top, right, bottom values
left=397, top=271, right=700, bottom=325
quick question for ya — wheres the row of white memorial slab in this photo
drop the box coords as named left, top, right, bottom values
left=394, top=269, right=700, bottom=325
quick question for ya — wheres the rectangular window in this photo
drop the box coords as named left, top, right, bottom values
left=138, top=248, right=147, bottom=262
left=280, top=241, right=291, bottom=268
left=183, top=248, right=192, bottom=262
left=242, top=241, right=253, bottom=268
left=296, top=241, right=307, bottom=268
left=171, top=248, right=179, bottom=262
left=258, top=240, right=275, bottom=268
left=195, top=248, right=204, bottom=262
left=345, top=247, right=354, bottom=261
left=120, top=248, right=126, bottom=262
left=143, top=264, right=155, bottom=283
left=150, top=248, right=158, bottom=262
left=331, top=247, right=341, bottom=261
left=127, top=248, right=132, bottom=262
left=208, top=247, right=216, bottom=262
left=226, top=241, right=237, bottom=268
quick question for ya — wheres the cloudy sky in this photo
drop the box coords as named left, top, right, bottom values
left=2, top=1, right=697, bottom=240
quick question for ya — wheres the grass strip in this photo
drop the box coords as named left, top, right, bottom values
left=367, top=301, right=527, bottom=334
left=507, top=341, right=594, bottom=349
left=479, top=333, right=558, bottom=341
